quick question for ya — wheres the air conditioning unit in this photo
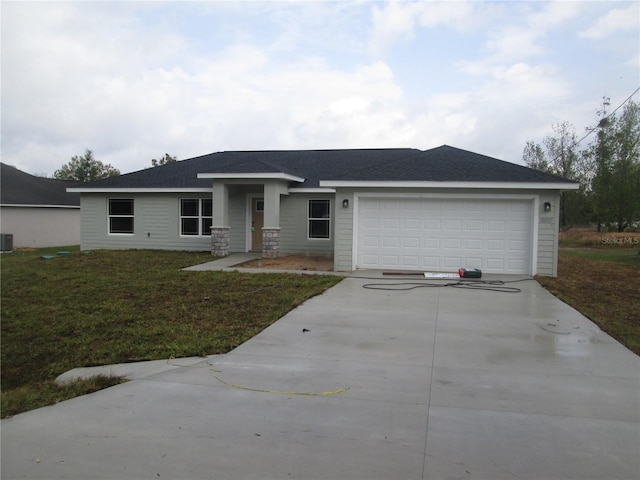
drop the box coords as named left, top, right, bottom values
left=1, top=234, right=14, bottom=252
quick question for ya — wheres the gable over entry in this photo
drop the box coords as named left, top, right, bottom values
left=196, top=173, right=304, bottom=259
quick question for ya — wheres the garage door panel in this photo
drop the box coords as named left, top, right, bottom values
left=486, top=258, right=506, bottom=270
left=403, top=237, right=420, bottom=248
left=465, top=257, right=483, bottom=268
left=444, top=219, right=462, bottom=231
left=402, top=256, right=419, bottom=267
left=382, top=237, right=399, bottom=248
left=509, top=221, right=528, bottom=232
left=362, top=236, right=379, bottom=247
left=404, top=218, right=420, bottom=229
left=423, top=238, right=440, bottom=249
left=357, top=197, right=532, bottom=274
left=509, top=239, right=528, bottom=252
left=424, top=219, right=441, bottom=230
left=381, top=255, right=399, bottom=266
left=465, top=239, right=483, bottom=250
left=467, top=220, right=483, bottom=231
left=444, top=238, right=462, bottom=249
left=383, top=219, right=399, bottom=230
left=487, top=220, right=506, bottom=232
left=443, top=256, right=462, bottom=268
left=486, top=239, right=505, bottom=251
left=422, top=256, right=440, bottom=268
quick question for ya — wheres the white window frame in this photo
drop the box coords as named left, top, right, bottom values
left=180, top=198, right=213, bottom=236
left=308, top=199, right=331, bottom=240
left=108, top=198, right=134, bottom=235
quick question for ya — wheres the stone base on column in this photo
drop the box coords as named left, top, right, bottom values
left=210, top=227, right=230, bottom=257
left=262, top=228, right=280, bottom=259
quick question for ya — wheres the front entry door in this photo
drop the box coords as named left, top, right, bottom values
left=251, top=198, right=264, bottom=251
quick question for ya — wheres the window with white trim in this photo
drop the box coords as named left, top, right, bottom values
left=308, top=199, right=330, bottom=239
left=108, top=199, right=134, bottom=234
left=180, top=198, right=213, bottom=236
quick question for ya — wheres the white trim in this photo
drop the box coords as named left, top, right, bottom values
left=288, top=188, right=336, bottom=193
left=354, top=192, right=538, bottom=200
left=320, top=180, right=579, bottom=190
left=531, top=196, right=539, bottom=276
left=351, top=192, right=538, bottom=274
left=1, top=204, right=80, bottom=209
left=107, top=198, right=134, bottom=235
left=178, top=198, right=213, bottom=237
left=67, top=188, right=213, bottom=193
left=307, top=198, right=332, bottom=241
left=197, top=172, right=305, bottom=183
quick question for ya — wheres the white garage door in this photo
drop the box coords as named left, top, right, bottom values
left=357, top=197, right=533, bottom=274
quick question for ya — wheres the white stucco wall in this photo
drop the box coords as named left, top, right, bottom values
left=0, top=206, right=80, bottom=248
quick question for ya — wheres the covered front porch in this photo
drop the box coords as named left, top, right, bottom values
left=197, top=173, right=303, bottom=259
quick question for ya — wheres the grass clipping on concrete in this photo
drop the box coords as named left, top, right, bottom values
left=1, top=248, right=341, bottom=418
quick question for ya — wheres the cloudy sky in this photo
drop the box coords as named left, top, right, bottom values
left=2, top=1, right=639, bottom=176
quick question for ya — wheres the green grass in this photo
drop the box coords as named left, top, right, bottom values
left=537, top=246, right=640, bottom=355
left=1, top=248, right=342, bottom=417
left=559, top=247, right=640, bottom=265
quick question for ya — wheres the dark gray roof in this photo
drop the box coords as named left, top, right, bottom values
left=1, top=163, right=80, bottom=206
left=75, top=146, right=575, bottom=190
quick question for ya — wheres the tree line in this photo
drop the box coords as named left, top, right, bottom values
left=523, top=97, right=639, bottom=232
left=52, top=96, right=638, bottom=233
left=53, top=152, right=177, bottom=182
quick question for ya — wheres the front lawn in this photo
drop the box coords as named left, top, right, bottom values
left=536, top=247, right=640, bottom=355
left=1, top=248, right=341, bottom=417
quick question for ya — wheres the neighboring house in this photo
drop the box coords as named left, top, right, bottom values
left=68, top=146, right=578, bottom=276
left=1, top=163, right=81, bottom=248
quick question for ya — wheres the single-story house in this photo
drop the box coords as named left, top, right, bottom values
left=68, top=146, right=578, bottom=276
left=1, top=162, right=81, bottom=249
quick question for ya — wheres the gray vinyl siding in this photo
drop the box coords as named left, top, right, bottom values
left=334, top=192, right=354, bottom=271
left=536, top=191, right=561, bottom=277
left=80, top=193, right=213, bottom=251
left=279, top=193, right=334, bottom=256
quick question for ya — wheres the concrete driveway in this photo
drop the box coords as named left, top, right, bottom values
left=2, top=273, right=639, bottom=479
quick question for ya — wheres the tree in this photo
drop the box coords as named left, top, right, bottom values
left=54, top=149, right=120, bottom=182
left=587, top=98, right=640, bottom=231
left=151, top=153, right=177, bottom=167
left=522, top=122, right=588, bottom=227
left=522, top=141, right=552, bottom=173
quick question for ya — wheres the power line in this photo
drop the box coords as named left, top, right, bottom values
left=574, top=86, right=640, bottom=147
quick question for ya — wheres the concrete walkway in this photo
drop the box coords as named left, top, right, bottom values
left=2, top=273, right=639, bottom=479
left=182, top=253, right=350, bottom=276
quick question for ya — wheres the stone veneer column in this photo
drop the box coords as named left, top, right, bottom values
left=210, top=227, right=230, bottom=257
left=262, top=227, right=280, bottom=259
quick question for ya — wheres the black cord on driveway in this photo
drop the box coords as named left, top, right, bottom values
left=350, top=277, right=536, bottom=294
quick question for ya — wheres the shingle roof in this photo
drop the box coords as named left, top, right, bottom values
left=1, top=163, right=81, bottom=206
left=73, top=145, right=575, bottom=190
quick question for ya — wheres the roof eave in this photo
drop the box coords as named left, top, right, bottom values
left=319, top=180, right=580, bottom=190
left=67, top=187, right=213, bottom=193
left=197, top=172, right=305, bottom=183
left=1, top=203, right=80, bottom=209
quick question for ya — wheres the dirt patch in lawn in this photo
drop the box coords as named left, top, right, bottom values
left=237, top=255, right=334, bottom=271
left=536, top=249, right=639, bottom=355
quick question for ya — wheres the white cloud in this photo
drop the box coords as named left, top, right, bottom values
left=1, top=1, right=637, bottom=176
left=579, top=3, right=640, bottom=39
left=483, top=1, right=581, bottom=62
left=370, top=1, right=481, bottom=54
